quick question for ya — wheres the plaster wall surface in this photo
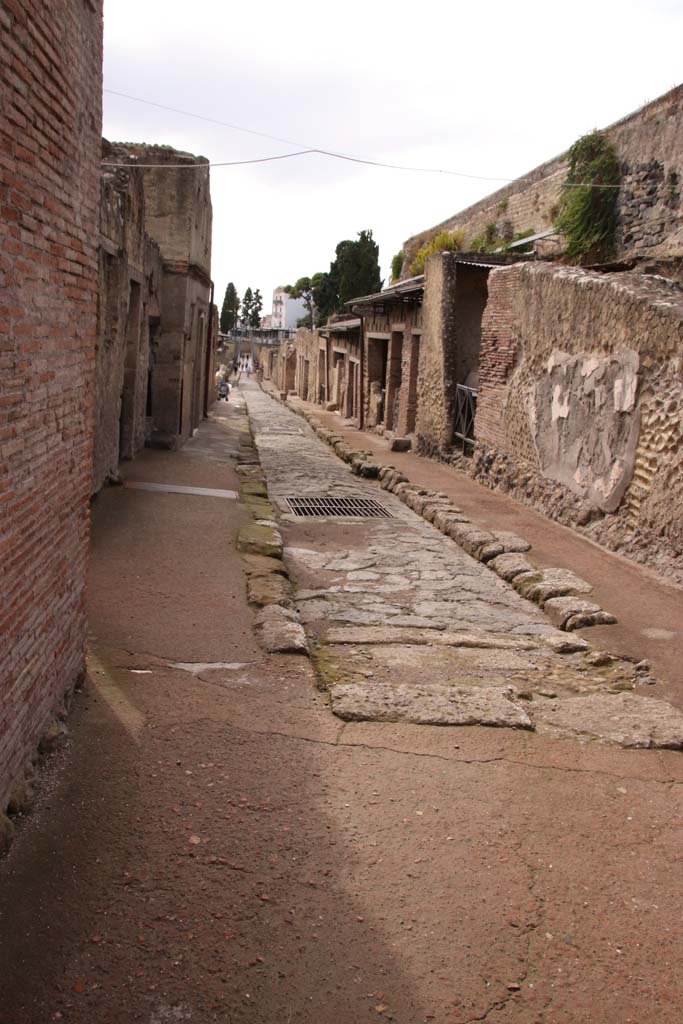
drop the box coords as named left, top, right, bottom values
left=474, top=262, right=683, bottom=572
left=0, top=0, right=103, bottom=811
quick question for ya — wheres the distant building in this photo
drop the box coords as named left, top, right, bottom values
left=271, top=287, right=308, bottom=330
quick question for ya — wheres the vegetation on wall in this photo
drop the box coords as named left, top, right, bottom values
left=408, top=229, right=466, bottom=276
left=556, top=131, right=621, bottom=263
left=390, top=250, right=404, bottom=281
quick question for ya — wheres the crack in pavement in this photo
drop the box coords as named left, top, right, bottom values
left=154, top=714, right=682, bottom=788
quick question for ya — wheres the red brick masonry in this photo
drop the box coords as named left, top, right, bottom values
left=0, top=0, right=103, bottom=809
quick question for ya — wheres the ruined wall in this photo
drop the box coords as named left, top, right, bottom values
left=415, top=255, right=458, bottom=452
left=362, top=302, right=422, bottom=434
left=0, top=0, right=103, bottom=818
left=105, top=145, right=213, bottom=448
left=403, top=85, right=683, bottom=270
left=292, top=329, right=320, bottom=402
left=474, top=262, right=683, bottom=577
left=93, top=158, right=162, bottom=492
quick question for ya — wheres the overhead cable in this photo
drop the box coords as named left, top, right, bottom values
left=102, top=88, right=622, bottom=187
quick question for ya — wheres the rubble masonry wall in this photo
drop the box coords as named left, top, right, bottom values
left=403, top=85, right=683, bottom=268
left=474, top=262, right=683, bottom=574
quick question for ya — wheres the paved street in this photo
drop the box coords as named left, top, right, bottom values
left=245, top=382, right=683, bottom=745
left=0, top=385, right=682, bottom=1024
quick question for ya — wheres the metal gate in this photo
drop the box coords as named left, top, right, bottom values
left=453, top=384, right=477, bottom=450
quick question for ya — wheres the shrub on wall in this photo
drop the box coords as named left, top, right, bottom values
left=390, top=250, right=404, bottom=281
left=409, top=229, right=466, bottom=276
left=557, top=131, right=621, bottom=263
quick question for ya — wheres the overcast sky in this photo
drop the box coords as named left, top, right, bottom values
left=103, top=0, right=682, bottom=316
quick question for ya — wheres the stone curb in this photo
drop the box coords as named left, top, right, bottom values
left=236, top=410, right=308, bottom=655
left=262, top=385, right=617, bottom=636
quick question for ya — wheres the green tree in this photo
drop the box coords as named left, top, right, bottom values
left=220, top=282, right=239, bottom=332
left=311, top=271, right=338, bottom=325
left=241, top=286, right=254, bottom=327
left=250, top=288, right=263, bottom=328
left=285, top=277, right=314, bottom=328
left=334, top=229, right=382, bottom=306
left=390, top=250, right=404, bottom=282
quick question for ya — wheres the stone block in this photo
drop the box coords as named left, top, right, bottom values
left=388, top=437, right=411, bottom=452
left=488, top=553, right=536, bottom=582
left=38, top=720, right=67, bottom=755
left=514, top=568, right=593, bottom=605
left=237, top=523, right=283, bottom=559
left=0, top=814, right=15, bottom=856
left=359, top=461, right=380, bottom=479
left=254, top=605, right=308, bottom=654
left=241, top=554, right=289, bottom=577
left=247, top=573, right=292, bottom=608
left=492, top=531, right=532, bottom=553
left=330, top=681, right=533, bottom=729
left=543, top=596, right=616, bottom=630
left=241, top=479, right=268, bottom=498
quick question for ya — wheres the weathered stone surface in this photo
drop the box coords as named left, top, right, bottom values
left=236, top=523, right=283, bottom=559
left=330, top=682, right=533, bottom=729
left=492, top=531, right=532, bottom=553
left=241, top=553, right=289, bottom=577
left=323, top=625, right=538, bottom=651
left=433, top=509, right=470, bottom=533
left=7, top=780, right=35, bottom=816
left=0, top=813, right=16, bottom=855
left=247, top=573, right=292, bottom=608
left=514, top=568, right=593, bottom=604
left=359, top=461, right=380, bottom=479
left=544, top=596, right=616, bottom=630
left=241, top=479, right=268, bottom=498
left=478, top=542, right=505, bottom=562
left=489, top=553, right=536, bottom=582
left=38, top=720, right=67, bottom=755
left=388, top=437, right=411, bottom=452
left=542, top=633, right=591, bottom=654
left=421, top=501, right=455, bottom=524
left=254, top=605, right=308, bottom=653
left=565, top=609, right=617, bottom=631
left=532, top=693, right=683, bottom=748
left=242, top=499, right=275, bottom=520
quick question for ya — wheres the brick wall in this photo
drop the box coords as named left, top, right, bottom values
left=0, top=0, right=103, bottom=812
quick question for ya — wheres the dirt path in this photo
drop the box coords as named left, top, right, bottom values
left=0, top=387, right=681, bottom=1024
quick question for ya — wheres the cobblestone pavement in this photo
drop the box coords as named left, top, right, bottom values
left=245, top=382, right=683, bottom=747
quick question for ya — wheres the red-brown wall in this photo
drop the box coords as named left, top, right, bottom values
left=0, top=0, right=103, bottom=811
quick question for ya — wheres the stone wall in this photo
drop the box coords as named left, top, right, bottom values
left=0, top=0, right=103, bottom=818
left=473, top=262, right=683, bottom=577
left=104, top=145, right=214, bottom=449
left=94, top=157, right=162, bottom=492
left=403, top=85, right=683, bottom=270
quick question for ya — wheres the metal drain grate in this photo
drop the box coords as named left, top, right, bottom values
left=286, top=495, right=393, bottom=518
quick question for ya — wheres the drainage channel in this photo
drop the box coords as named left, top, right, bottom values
left=285, top=495, right=393, bottom=518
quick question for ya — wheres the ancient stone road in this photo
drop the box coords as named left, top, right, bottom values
left=1, top=385, right=682, bottom=1024
left=244, top=382, right=683, bottom=748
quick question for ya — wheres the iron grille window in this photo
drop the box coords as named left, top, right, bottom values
left=453, top=384, right=477, bottom=451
